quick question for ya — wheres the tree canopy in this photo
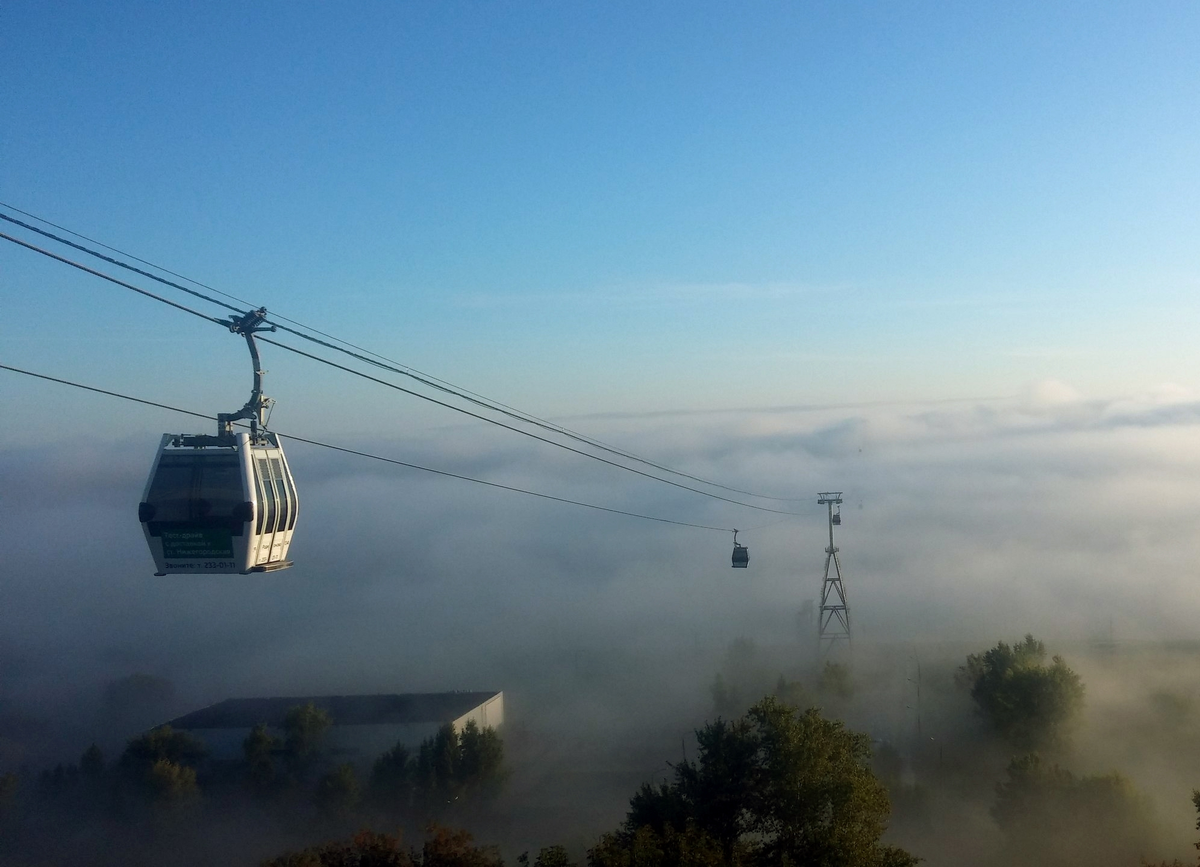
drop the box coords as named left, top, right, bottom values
left=0, top=771, right=17, bottom=817
left=992, top=753, right=1155, bottom=867
left=590, top=696, right=917, bottom=867
left=284, top=702, right=333, bottom=775
left=118, top=726, right=206, bottom=805
left=371, top=720, right=505, bottom=816
left=957, top=634, right=1085, bottom=750
left=145, top=758, right=198, bottom=804
left=244, top=722, right=281, bottom=790
left=314, top=763, right=361, bottom=817
left=79, top=744, right=104, bottom=780
left=120, top=725, right=206, bottom=774
left=817, top=661, right=854, bottom=701
left=260, top=826, right=505, bottom=867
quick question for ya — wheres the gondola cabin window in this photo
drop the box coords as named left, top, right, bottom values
left=145, top=453, right=244, bottom=522
left=272, top=458, right=295, bottom=530
left=257, top=458, right=277, bottom=533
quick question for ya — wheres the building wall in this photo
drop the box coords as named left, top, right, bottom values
left=186, top=726, right=254, bottom=763
left=329, top=721, right=444, bottom=763
left=452, top=691, right=504, bottom=732
left=178, top=692, right=504, bottom=766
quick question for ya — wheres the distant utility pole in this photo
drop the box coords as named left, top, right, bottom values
left=817, top=492, right=850, bottom=656
left=908, top=656, right=922, bottom=739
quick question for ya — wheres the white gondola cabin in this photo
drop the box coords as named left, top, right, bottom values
left=139, top=431, right=297, bottom=575
left=138, top=306, right=298, bottom=576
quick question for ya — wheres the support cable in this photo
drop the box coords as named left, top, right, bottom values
left=0, top=205, right=805, bottom=502
left=0, top=362, right=733, bottom=533
left=0, top=212, right=244, bottom=315
left=0, top=233, right=800, bottom=515
left=0, top=232, right=224, bottom=327
left=254, top=334, right=801, bottom=515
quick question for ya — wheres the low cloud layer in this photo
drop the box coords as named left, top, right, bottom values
left=4, top=383, right=1200, bottom=768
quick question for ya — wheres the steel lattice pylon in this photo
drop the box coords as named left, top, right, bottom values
left=817, top=492, right=850, bottom=656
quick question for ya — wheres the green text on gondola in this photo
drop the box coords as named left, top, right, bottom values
left=161, top=529, right=234, bottom=559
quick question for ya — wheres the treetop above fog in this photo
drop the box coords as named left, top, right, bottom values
left=957, top=634, right=1085, bottom=751
left=591, top=695, right=918, bottom=867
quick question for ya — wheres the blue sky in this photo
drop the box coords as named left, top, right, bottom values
left=3, top=1, right=1199, bottom=435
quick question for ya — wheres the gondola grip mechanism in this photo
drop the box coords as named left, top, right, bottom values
left=217, top=307, right=277, bottom=441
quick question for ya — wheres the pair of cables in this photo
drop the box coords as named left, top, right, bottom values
left=0, top=362, right=732, bottom=532
left=0, top=203, right=807, bottom=534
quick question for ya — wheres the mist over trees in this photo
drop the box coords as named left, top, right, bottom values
left=991, top=753, right=1155, bottom=866
left=956, top=635, right=1085, bottom=750
left=7, top=382, right=1200, bottom=867
left=8, top=646, right=1200, bottom=867
left=284, top=702, right=334, bottom=779
left=592, top=697, right=917, bottom=867
left=244, top=722, right=281, bottom=790
left=120, top=725, right=206, bottom=804
left=0, top=696, right=509, bottom=865
left=371, top=720, right=505, bottom=816
left=251, top=697, right=920, bottom=867
left=10, top=626, right=1200, bottom=866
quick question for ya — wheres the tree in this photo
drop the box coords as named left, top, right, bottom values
left=817, top=661, right=853, bottom=701
left=992, top=753, right=1155, bottom=867
left=284, top=702, right=332, bottom=775
left=146, top=758, right=198, bottom=805
left=530, top=845, right=576, bottom=867
left=709, top=639, right=772, bottom=719
left=772, top=675, right=809, bottom=709
left=421, top=824, right=504, bottom=867
left=744, top=699, right=914, bottom=867
left=79, top=743, right=104, bottom=779
left=412, top=722, right=505, bottom=813
left=625, top=782, right=694, bottom=844
left=244, top=722, right=280, bottom=790
left=371, top=741, right=414, bottom=808
left=263, top=828, right=500, bottom=867
left=711, top=674, right=740, bottom=719
left=0, top=771, right=17, bottom=817
left=1140, top=790, right=1200, bottom=867
left=120, top=725, right=206, bottom=773
left=1193, top=789, right=1200, bottom=862
left=457, top=721, right=504, bottom=800
left=38, top=762, right=78, bottom=797
left=78, top=743, right=107, bottom=805
left=671, top=717, right=759, bottom=863
left=120, top=725, right=205, bottom=803
left=416, top=724, right=461, bottom=810
left=315, top=763, right=361, bottom=818
left=957, top=634, right=1084, bottom=750
left=590, top=823, right=724, bottom=867
left=261, top=829, right=414, bottom=867
left=592, top=696, right=917, bottom=867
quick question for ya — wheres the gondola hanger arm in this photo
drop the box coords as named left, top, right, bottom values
left=217, top=307, right=277, bottom=439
